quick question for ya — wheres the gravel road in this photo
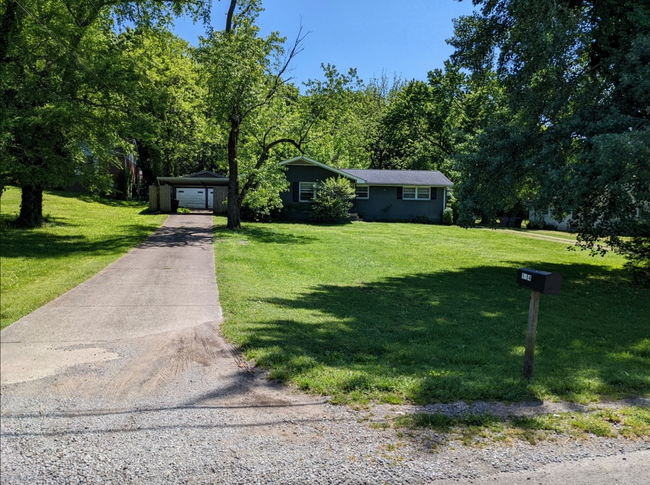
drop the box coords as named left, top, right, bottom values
left=2, top=363, right=649, bottom=484
left=2, top=214, right=648, bottom=484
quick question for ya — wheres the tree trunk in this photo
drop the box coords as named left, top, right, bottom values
left=18, top=185, right=44, bottom=226
left=226, top=119, right=242, bottom=229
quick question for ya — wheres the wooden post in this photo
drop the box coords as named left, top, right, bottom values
left=523, top=290, right=541, bottom=380
left=149, top=186, right=159, bottom=212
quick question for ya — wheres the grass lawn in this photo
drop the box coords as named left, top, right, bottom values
left=214, top=218, right=650, bottom=405
left=1, top=187, right=166, bottom=328
left=392, top=406, right=650, bottom=446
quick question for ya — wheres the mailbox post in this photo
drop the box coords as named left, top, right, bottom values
left=517, top=268, right=561, bottom=380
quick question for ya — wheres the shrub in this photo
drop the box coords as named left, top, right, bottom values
left=442, top=207, right=454, bottom=225
left=242, top=183, right=285, bottom=222
left=526, top=219, right=545, bottom=230
left=311, top=177, right=356, bottom=222
left=447, top=193, right=460, bottom=224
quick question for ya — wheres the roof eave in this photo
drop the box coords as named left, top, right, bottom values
left=280, top=156, right=366, bottom=184
left=157, top=177, right=229, bottom=186
left=358, top=182, right=454, bottom=187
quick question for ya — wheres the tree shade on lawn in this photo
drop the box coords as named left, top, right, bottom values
left=214, top=218, right=650, bottom=405
left=0, top=188, right=166, bottom=328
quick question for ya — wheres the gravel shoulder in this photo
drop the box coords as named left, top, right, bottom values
left=2, top=214, right=648, bottom=484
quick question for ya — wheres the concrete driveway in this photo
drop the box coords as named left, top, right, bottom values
left=1, top=214, right=648, bottom=484
left=1, top=214, right=223, bottom=386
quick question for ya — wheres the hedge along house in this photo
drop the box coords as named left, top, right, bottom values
left=280, top=156, right=454, bottom=222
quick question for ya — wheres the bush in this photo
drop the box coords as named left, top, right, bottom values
left=311, top=177, right=356, bottom=222
left=526, top=219, right=545, bottom=230
left=242, top=183, right=285, bottom=222
left=447, top=193, right=460, bottom=224
left=442, top=207, right=454, bottom=225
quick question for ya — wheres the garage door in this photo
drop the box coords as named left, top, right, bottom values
left=207, top=188, right=214, bottom=210
left=176, top=188, right=206, bottom=209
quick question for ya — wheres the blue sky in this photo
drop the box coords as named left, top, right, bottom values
left=173, top=0, right=477, bottom=87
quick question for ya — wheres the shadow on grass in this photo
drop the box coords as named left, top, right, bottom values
left=0, top=214, right=80, bottom=229
left=214, top=223, right=317, bottom=245
left=234, top=263, right=649, bottom=404
left=47, top=190, right=150, bottom=208
left=0, top=225, right=158, bottom=259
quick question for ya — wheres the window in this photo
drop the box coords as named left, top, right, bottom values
left=402, top=186, right=431, bottom=200
left=355, top=185, right=369, bottom=199
left=299, top=182, right=316, bottom=202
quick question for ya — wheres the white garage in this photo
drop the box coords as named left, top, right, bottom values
left=175, top=187, right=214, bottom=210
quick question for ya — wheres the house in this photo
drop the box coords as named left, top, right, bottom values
left=279, top=156, right=454, bottom=222
left=528, top=208, right=573, bottom=231
left=108, top=144, right=141, bottom=193
left=68, top=141, right=142, bottom=196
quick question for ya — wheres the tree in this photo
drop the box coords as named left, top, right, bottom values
left=199, top=0, right=305, bottom=229
left=120, top=28, right=219, bottom=185
left=300, top=68, right=385, bottom=169
left=0, top=0, right=210, bottom=225
left=200, top=1, right=353, bottom=229
left=449, top=0, right=650, bottom=282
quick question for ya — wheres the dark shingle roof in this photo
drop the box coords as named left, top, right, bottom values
left=340, top=169, right=453, bottom=187
left=186, top=170, right=227, bottom=179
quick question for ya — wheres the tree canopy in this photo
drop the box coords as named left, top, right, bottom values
left=449, top=0, right=650, bottom=282
left=0, top=0, right=210, bottom=224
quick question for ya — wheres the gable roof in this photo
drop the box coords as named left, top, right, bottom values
left=280, top=156, right=454, bottom=187
left=280, top=156, right=366, bottom=184
left=185, top=170, right=227, bottom=179
left=341, top=169, right=453, bottom=187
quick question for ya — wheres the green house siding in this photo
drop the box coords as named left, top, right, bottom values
left=280, top=165, right=346, bottom=219
left=281, top=165, right=446, bottom=222
left=355, top=186, right=445, bottom=222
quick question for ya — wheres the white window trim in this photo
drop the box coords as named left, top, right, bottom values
left=299, top=182, right=316, bottom=203
left=355, top=185, right=369, bottom=200
left=402, top=186, right=431, bottom=201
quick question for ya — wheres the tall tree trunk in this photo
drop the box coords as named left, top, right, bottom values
left=226, top=119, right=241, bottom=229
left=18, top=185, right=44, bottom=226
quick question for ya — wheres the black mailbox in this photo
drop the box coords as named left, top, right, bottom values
left=517, top=268, right=561, bottom=295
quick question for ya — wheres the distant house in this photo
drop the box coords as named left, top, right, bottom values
left=69, top=141, right=142, bottom=196
left=108, top=146, right=141, bottom=192
left=280, top=156, right=454, bottom=222
left=528, top=208, right=573, bottom=231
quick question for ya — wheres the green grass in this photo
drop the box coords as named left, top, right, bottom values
left=214, top=217, right=650, bottom=405
left=494, top=226, right=579, bottom=241
left=1, top=187, right=166, bottom=328
left=393, top=406, right=650, bottom=445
